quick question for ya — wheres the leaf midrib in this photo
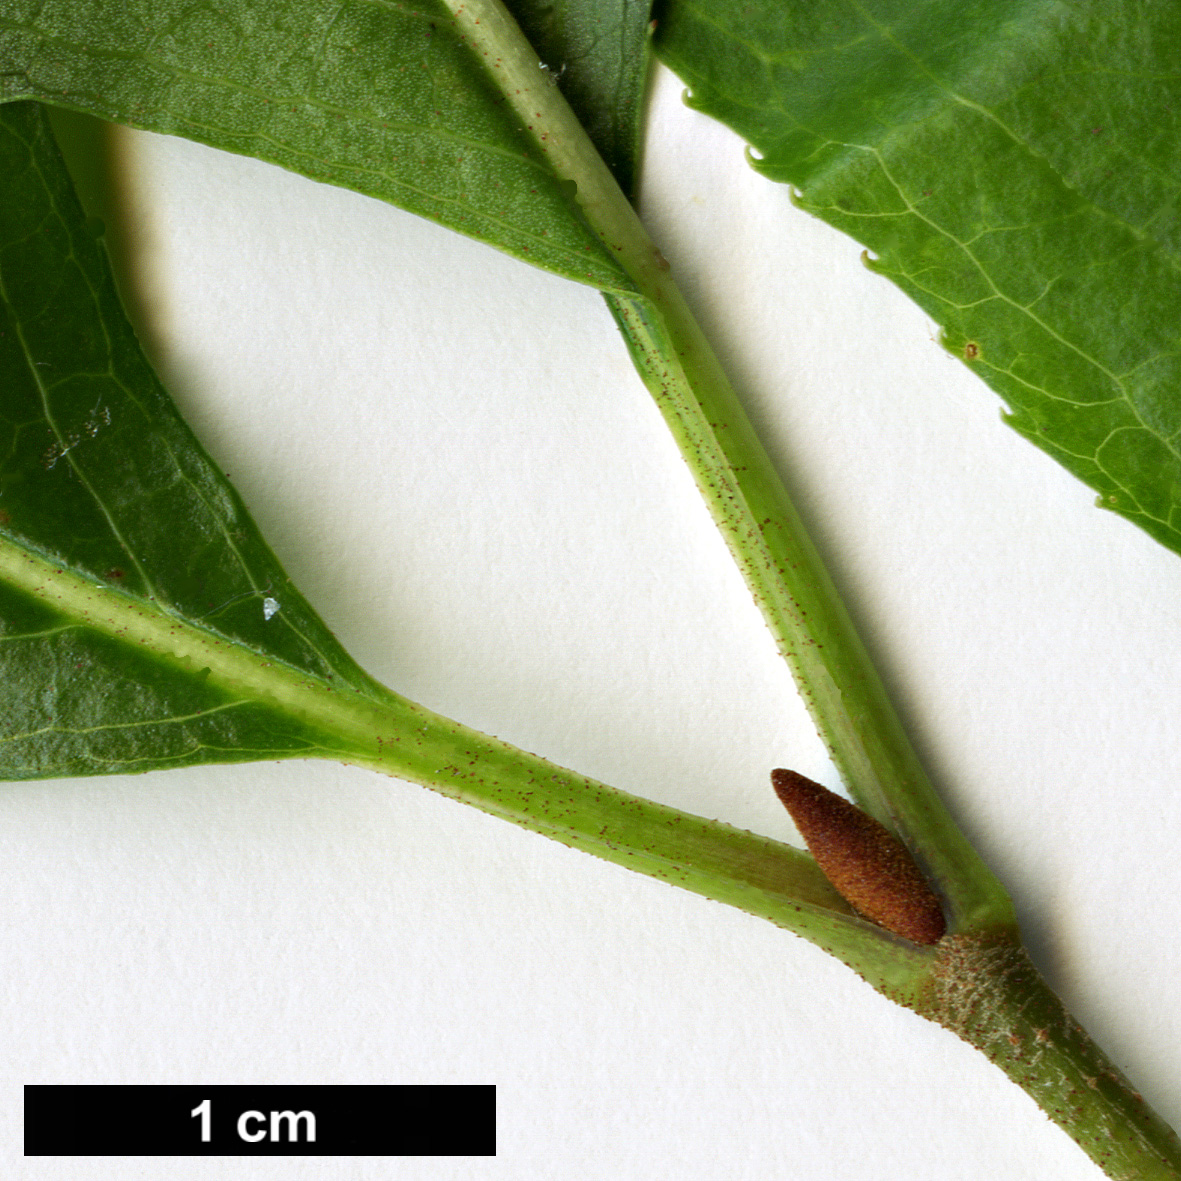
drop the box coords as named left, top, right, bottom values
left=0, top=533, right=395, bottom=757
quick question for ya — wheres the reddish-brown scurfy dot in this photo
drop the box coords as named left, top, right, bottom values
left=771, top=768, right=946, bottom=945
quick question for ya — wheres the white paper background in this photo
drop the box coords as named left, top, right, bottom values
left=8, top=66, right=1181, bottom=1179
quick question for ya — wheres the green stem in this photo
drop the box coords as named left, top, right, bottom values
left=915, top=934, right=1181, bottom=1180
left=20, top=11, right=1175, bottom=1170
left=432, top=9, right=1181, bottom=1174
left=348, top=699, right=933, bottom=998
left=0, top=532, right=923, bottom=995
left=444, top=0, right=1008, bottom=936
left=604, top=290, right=1010, bottom=933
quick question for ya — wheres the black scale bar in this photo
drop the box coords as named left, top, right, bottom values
left=24, top=1085, right=495, bottom=1156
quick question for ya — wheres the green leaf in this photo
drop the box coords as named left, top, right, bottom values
left=0, top=99, right=396, bottom=776
left=0, top=0, right=643, bottom=293
left=0, top=0, right=1013, bottom=934
left=652, top=0, right=1181, bottom=558
left=0, top=0, right=1013, bottom=929
left=2, top=100, right=933, bottom=990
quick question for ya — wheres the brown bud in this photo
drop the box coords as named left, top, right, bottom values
left=771, top=769, right=946, bottom=945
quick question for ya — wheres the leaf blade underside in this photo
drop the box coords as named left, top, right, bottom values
left=0, top=102, right=899, bottom=982
left=0, top=100, right=388, bottom=777
left=0, top=0, right=658, bottom=773
left=0, top=0, right=643, bottom=293
left=653, top=0, right=1181, bottom=557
